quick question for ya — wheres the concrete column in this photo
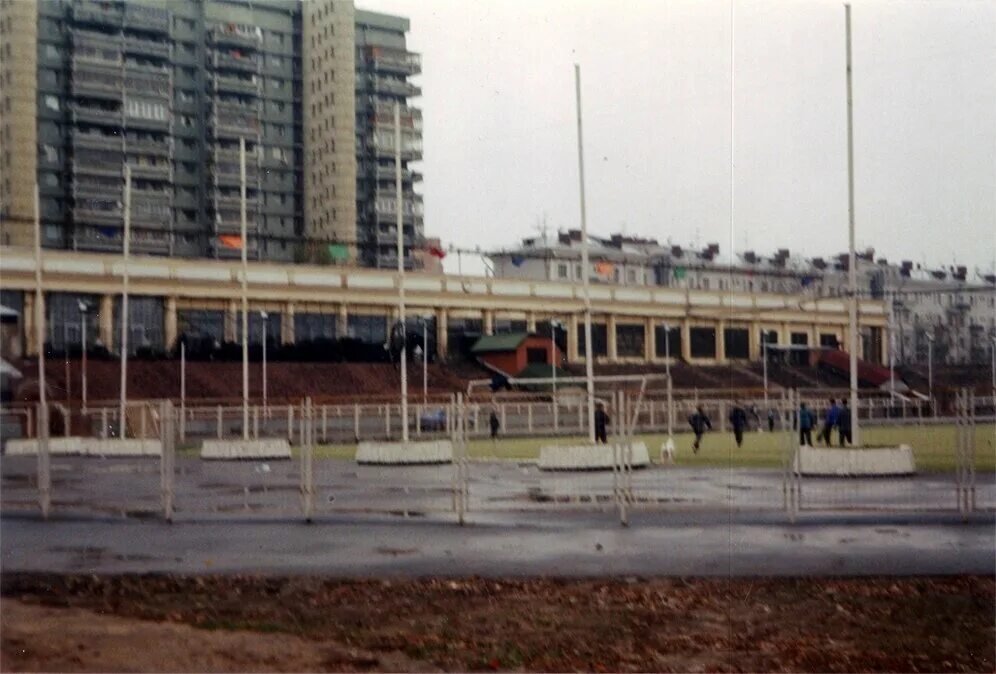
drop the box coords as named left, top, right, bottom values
left=749, top=320, right=761, bottom=360
left=282, top=302, right=295, bottom=345
left=607, top=314, right=618, bottom=361
left=338, top=303, right=348, bottom=338
left=224, top=300, right=238, bottom=343
left=24, top=292, right=39, bottom=357
left=436, top=307, right=448, bottom=361
left=99, top=294, right=114, bottom=350
left=568, top=312, right=579, bottom=362
left=526, top=311, right=537, bottom=333
left=164, top=296, right=178, bottom=352
left=483, top=309, right=494, bottom=336
left=644, top=317, right=654, bottom=361
left=716, top=319, right=726, bottom=363
left=680, top=319, right=692, bottom=361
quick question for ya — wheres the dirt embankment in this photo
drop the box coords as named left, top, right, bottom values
left=2, top=574, right=993, bottom=673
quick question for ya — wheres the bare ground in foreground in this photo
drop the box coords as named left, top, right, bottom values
left=1, top=575, right=993, bottom=673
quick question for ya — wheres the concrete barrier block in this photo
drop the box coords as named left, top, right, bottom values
left=794, top=445, right=916, bottom=476
left=4, top=437, right=86, bottom=456
left=355, top=440, right=453, bottom=465
left=84, top=439, right=162, bottom=457
left=200, top=439, right=292, bottom=460
left=538, top=442, right=651, bottom=471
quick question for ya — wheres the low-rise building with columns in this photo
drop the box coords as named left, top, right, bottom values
left=0, top=246, right=890, bottom=366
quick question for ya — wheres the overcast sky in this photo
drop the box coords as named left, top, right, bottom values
left=359, top=0, right=996, bottom=277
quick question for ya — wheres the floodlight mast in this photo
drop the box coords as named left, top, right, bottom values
left=845, top=4, right=860, bottom=446
left=575, top=64, right=596, bottom=444
left=395, top=102, right=409, bottom=443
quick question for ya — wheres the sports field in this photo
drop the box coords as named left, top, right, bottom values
left=305, top=423, right=996, bottom=472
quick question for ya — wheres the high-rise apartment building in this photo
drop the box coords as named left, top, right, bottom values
left=354, top=10, right=423, bottom=270
left=0, top=1, right=424, bottom=268
left=303, top=0, right=357, bottom=263
left=1, top=0, right=308, bottom=260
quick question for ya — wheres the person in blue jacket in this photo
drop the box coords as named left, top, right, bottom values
left=821, top=399, right=840, bottom=445
left=798, top=403, right=815, bottom=447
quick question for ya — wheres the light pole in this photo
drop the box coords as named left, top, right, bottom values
left=550, top=319, right=562, bottom=401
left=926, top=332, right=934, bottom=414
left=418, top=315, right=429, bottom=405
left=664, top=322, right=673, bottom=440
left=77, top=301, right=88, bottom=412
left=762, top=332, right=769, bottom=413
left=260, top=310, right=268, bottom=415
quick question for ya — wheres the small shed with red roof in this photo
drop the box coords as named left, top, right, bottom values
left=470, top=333, right=562, bottom=378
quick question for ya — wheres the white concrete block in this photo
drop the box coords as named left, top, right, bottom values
left=538, top=442, right=651, bottom=471
left=5, top=437, right=87, bottom=456
left=85, top=439, right=162, bottom=457
left=794, top=445, right=916, bottom=477
left=355, top=440, right=453, bottom=465
left=201, top=439, right=292, bottom=460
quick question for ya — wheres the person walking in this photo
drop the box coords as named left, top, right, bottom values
left=767, top=408, right=776, bottom=433
left=798, top=402, right=815, bottom=447
left=489, top=410, right=500, bottom=444
left=688, top=406, right=712, bottom=453
left=729, top=403, right=748, bottom=448
left=821, top=399, right=840, bottom=446
left=838, top=400, right=852, bottom=446
left=594, top=402, right=610, bottom=444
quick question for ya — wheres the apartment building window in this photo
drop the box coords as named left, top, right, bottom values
left=41, top=144, right=58, bottom=162
left=44, top=95, right=59, bottom=111
left=557, top=264, right=568, bottom=279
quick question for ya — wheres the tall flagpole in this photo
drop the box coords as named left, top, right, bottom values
left=845, top=4, right=860, bottom=446
left=119, top=165, right=131, bottom=437
left=240, top=137, right=249, bottom=440
left=34, top=184, right=50, bottom=517
left=575, top=64, right=595, bottom=443
left=395, top=102, right=409, bottom=443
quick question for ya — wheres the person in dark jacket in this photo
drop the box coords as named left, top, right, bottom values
left=798, top=403, right=815, bottom=447
left=729, top=404, right=748, bottom=448
left=767, top=408, right=776, bottom=432
left=489, top=410, right=500, bottom=443
left=688, top=406, right=712, bottom=453
left=838, top=401, right=852, bottom=446
left=821, top=399, right=839, bottom=445
left=594, top=403, right=610, bottom=444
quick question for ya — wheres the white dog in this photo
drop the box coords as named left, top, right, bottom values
left=660, top=438, right=676, bottom=464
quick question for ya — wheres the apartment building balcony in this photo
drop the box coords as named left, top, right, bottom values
left=209, top=163, right=261, bottom=187
left=71, top=63, right=124, bottom=98
left=123, top=4, right=170, bottom=34
left=71, top=150, right=124, bottom=178
left=370, top=102, right=423, bottom=132
left=212, top=146, right=260, bottom=165
left=209, top=25, right=263, bottom=50
left=72, top=175, right=123, bottom=200
left=124, top=114, right=171, bottom=133
left=211, top=113, right=262, bottom=139
left=125, top=160, right=173, bottom=181
left=71, top=103, right=123, bottom=127
left=123, top=71, right=171, bottom=98
left=130, top=197, right=173, bottom=227
left=364, top=47, right=421, bottom=76
left=372, top=165, right=422, bottom=182
left=212, top=193, right=260, bottom=211
left=125, top=136, right=173, bottom=156
left=123, top=35, right=171, bottom=60
left=72, top=1, right=124, bottom=28
left=72, top=130, right=124, bottom=152
left=212, top=73, right=261, bottom=96
left=212, top=51, right=260, bottom=73
left=370, top=76, right=421, bottom=98
left=73, top=202, right=123, bottom=226
left=373, top=196, right=423, bottom=222
left=369, top=134, right=423, bottom=160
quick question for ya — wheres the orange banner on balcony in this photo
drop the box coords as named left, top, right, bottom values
left=219, top=235, right=243, bottom=249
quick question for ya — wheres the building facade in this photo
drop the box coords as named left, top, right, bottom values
left=489, top=232, right=996, bottom=367
left=354, top=10, right=423, bottom=270
left=0, top=0, right=423, bottom=269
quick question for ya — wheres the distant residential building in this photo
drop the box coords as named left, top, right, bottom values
left=489, top=231, right=996, bottom=366
left=354, top=9, right=423, bottom=270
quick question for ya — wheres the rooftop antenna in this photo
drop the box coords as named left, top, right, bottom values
left=535, top=213, right=549, bottom=243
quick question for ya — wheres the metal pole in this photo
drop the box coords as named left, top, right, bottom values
left=665, top=322, right=673, bottom=439
left=889, top=291, right=895, bottom=406
left=79, top=303, right=87, bottom=412
left=239, top=137, right=250, bottom=439
left=762, top=337, right=769, bottom=412
left=927, top=334, right=933, bottom=413
left=261, top=311, right=268, bottom=415
left=180, top=340, right=186, bottom=438
left=845, top=4, right=860, bottom=447
left=395, top=102, right=409, bottom=443
left=575, top=64, right=596, bottom=444
left=119, top=165, right=131, bottom=438
left=551, top=319, right=557, bottom=400
left=34, top=184, right=51, bottom=518
left=423, top=318, right=428, bottom=405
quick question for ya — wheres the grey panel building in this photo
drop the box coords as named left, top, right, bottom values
left=354, top=10, right=423, bottom=270
left=29, top=0, right=302, bottom=261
